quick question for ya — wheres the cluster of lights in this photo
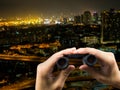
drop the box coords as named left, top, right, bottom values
left=0, top=15, right=75, bottom=26
left=0, top=17, right=43, bottom=26
left=43, top=18, right=62, bottom=25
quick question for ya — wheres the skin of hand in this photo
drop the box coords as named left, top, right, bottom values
left=35, top=48, right=76, bottom=90
left=74, top=47, right=120, bottom=88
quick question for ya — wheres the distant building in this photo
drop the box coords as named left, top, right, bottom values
left=67, top=17, right=74, bottom=24
left=101, top=9, right=120, bottom=44
left=83, top=11, right=92, bottom=25
left=62, top=17, right=68, bottom=24
left=81, top=14, right=84, bottom=24
left=82, top=36, right=99, bottom=44
left=74, top=15, right=81, bottom=24
left=92, top=12, right=99, bottom=24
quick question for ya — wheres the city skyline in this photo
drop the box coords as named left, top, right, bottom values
left=0, top=0, right=120, bottom=17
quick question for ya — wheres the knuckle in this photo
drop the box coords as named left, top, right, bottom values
left=107, top=52, right=115, bottom=58
left=37, top=63, right=44, bottom=73
left=107, top=52, right=114, bottom=55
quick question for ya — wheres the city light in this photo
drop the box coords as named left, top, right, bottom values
left=0, top=17, right=43, bottom=26
left=0, top=8, right=120, bottom=90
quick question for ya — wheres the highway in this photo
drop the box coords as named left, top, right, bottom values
left=0, top=54, right=45, bottom=62
left=0, top=54, right=120, bottom=67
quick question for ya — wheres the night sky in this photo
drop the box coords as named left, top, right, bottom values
left=0, top=0, right=120, bottom=17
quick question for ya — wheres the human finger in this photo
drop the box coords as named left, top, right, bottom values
left=79, top=64, right=103, bottom=79
left=75, top=47, right=115, bottom=64
left=43, top=47, right=76, bottom=74
left=53, top=65, right=75, bottom=88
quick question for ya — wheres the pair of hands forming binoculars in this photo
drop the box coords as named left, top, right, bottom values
left=56, top=54, right=97, bottom=70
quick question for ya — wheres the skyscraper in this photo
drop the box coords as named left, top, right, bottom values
left=74, top=15, right=81, bottom=24
left=101, top=9, right=120, bottom=43
left=92, top=12, right=99, bottom=24
left=83, top=11, right=92, bottom=25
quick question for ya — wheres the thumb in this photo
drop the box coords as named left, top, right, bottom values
left=54, top=65, right=75, bottom=87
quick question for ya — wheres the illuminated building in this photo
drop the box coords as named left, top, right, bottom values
left=92, top=12, right=99, bottom=24
left=82, top=36, right=99, bottom=45
left=101, top=9, right=120, bottom=44
left=83, top=11, right=92, bottom=25
left=67, top=17, right=74, bottom=24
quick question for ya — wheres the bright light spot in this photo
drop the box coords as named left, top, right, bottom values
left=44, top=19, right=51, bottom=24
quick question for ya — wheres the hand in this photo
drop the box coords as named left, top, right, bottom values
left=35, top=48, right=76, bottom=90
left=75, top=47, right=120, bottom=88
